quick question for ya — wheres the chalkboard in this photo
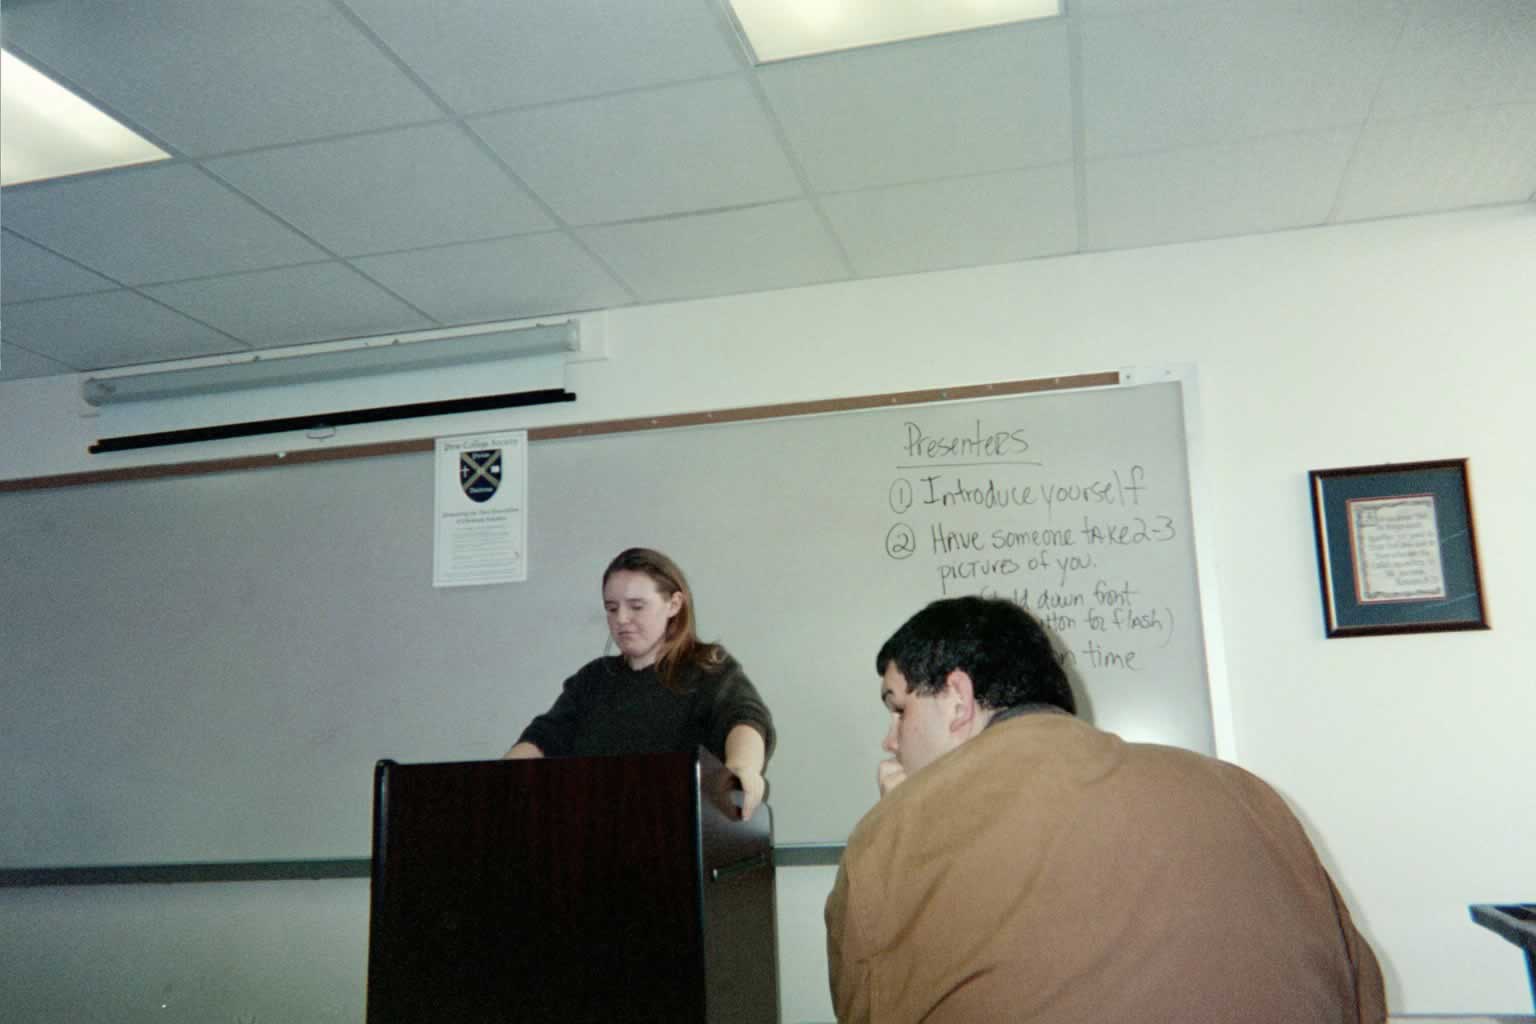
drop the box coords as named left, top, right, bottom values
left=0, top=375, right=1216, bottom=866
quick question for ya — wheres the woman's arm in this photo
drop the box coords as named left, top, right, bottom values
left=724, top=722, right=767, bottom=821
left=706, top=652, right=775, bottom=821
left=508, top=660, right=603, bottom=759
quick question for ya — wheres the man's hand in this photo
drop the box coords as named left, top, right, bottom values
left=877, top=758, right=907, bottom=798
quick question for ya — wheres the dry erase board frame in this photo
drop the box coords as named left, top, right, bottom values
left=0, top=368, right=1230, bottom=870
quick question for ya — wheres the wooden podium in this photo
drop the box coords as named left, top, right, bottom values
left=365, top=750, right=779, bottom=1024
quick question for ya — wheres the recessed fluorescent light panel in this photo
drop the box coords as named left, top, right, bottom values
left=727, top=0, right=1062, bottom=63
left=1, top=49, right=171, bottom=187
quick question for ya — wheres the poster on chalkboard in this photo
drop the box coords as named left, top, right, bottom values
left=433, top=429, right=528, bottom=587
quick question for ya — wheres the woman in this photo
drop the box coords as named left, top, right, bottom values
left=505, top=548, right=774, bottom=821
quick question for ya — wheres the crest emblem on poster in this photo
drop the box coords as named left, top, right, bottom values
left=459, top=449, right=502, bottom=503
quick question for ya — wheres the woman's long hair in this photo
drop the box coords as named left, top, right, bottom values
left=603, top=547, right=723, bottom=691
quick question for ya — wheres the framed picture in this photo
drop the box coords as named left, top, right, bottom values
left=1309, top=458, right=1488, bottom=638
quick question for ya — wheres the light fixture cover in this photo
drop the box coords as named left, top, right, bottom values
left=1, top=49, right=171, bottom=186
left=81, top=322, right=579, bottom=407
left=727, top=0, right=1061, bottom=63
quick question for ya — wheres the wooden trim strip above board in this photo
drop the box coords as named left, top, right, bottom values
left=0, top=372, right=1119, bottom=493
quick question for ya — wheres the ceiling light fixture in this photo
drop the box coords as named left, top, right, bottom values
left=1, top=49, right=171, bottom=187
left=726, top=0, right=1062, bottom=64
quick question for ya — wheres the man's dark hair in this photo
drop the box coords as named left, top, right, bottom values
left=876, top=596, right=1076, bottom=714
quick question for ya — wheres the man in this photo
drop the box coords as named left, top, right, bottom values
left=825, top=596, right=1385, bottom=1023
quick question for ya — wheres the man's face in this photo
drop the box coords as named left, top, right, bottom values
left=880, top=663, right=960, bottom=779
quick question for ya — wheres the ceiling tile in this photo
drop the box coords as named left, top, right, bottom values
left=0, top=2, right=1531, bottom=386
left=2, top=165, right=327, bottom=286
left=1, top=232, right=117, bottom=303
left=0, top=340, right=75, bottom=382
left=472, top=78, right=802, bottom=226
left=821, top=167, right=1078, bottom=277
left=1, top=0, right=441, bottom=155
left=143, top=263, right=434, bottom=348
left=1081, top=0, right=1406, bottom=158
left=341, top=0, right=743, bottom=113
left=1084, top=129, right=1356, bottom=251
left=1372, top=0, right=1536, bottom=118
left=1336, top=105, right=1536, bottom=223
left=580, top=201, right=848, bottom=302
left=758, top=22, right=1072, bottom=193
left=0, top=291, right=239, bottom=371
left=205, top=124, right=552, bottom=256
left=351, top=234, right=631, bottom=324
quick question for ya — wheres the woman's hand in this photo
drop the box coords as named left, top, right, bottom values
left=729, top=765, right=766, bottom=822
left=724, top=723, right=768, bottom=821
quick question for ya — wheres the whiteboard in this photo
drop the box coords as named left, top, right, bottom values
left=0, top=376, right=1215, bottom=866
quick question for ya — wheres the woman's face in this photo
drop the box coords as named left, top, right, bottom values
left=603, top=570, right=683, bottom=669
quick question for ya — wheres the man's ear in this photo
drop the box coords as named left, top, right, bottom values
left=943, top=669, right=978, bottom=735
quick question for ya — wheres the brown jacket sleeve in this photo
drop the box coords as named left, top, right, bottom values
left=1328, top=873, right=1387, bottom=1022
left=825, top=860, right=871, bottom=1023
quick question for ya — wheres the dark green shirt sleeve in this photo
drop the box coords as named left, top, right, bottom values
left=516, top=660, right=601, bottom=756
left=705, top=652, right=776, bottom=765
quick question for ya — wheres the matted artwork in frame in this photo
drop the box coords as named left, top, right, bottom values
left=1308, top=458, right=1488, bottom=638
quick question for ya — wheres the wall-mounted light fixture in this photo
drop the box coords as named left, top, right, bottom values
left=82, top=321, right=579, bottom=407
left=82, top=321, right=583, bottom=454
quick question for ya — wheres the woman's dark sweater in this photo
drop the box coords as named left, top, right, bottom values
left=516, top=650, right=775, bottom=763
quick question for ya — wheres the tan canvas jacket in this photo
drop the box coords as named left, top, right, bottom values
left=826, top=713, right=1386, bottom=1023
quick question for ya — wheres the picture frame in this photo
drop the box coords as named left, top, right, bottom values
left=1308, top=459, right=1488, bottom=639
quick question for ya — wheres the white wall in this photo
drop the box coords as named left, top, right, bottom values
left=4, top=205, right=1534, bottom=1019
